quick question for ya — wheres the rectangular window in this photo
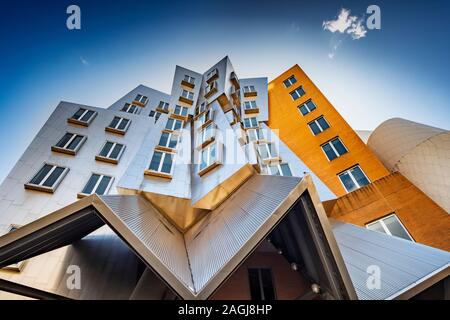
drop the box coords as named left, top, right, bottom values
left=157, top=101, right=170, bottom=112
left=199, top=142, right=222, bottom=175
left=147, top=151, right=173, bottom=176
left=243, top=85, right=256, bottom=94
left=155, top=112, right=161, bottom=123
left=52, top=132, right=86, bottom=155
left=366, top=214, right=413, bottom=241
left=96, top=141, right=125, bottom=164
left=248, top=268, right=275, bottom=301
left=195, top=102, right=207, bottom=116
left=198, top=109, right=214, bottom=127
left=283, top=75, right=297, bottom=88
left=267, top=163, right=292, bottom=176
left=247, top=128, right=264, bottom=142
left=158, top=132, right=179, bottom=149
left=149, top=110, right=155, bottom=117
left=106, top=116, right=130, bottom=134
left=69, top=108, right=97, bottom=126
left=258, top=143, right=278, bottom=161
left=134, top=94, right=148, bottom=105
left=338, top=165, right=370, bottom=192
left=243, top=117, right=258, bottom=129
left=181, top=89, right=194, bottom=100
left=321, top=137, right=348, bottom=161
left=204, top=81, right=217, bottom=98
left=206, top=68, right=218, bottom=82
left=244, top=101, right=258, bottom=110
left=308, top=116, right=330, bottom=135
left=173, top=105, right=189, bottom=117
left=121, top=103, right=140, bottom=114
left=197, top=123, right=215, bottom=148
left=290, top=86, right=306, bottom=100
left=165, top=118, right=183, bottom=131
left=25, top=164, right=68, bottom=193
left=80, top=174, right=113, bottom=197
left=298, top=100, right=316, bottom=116
left=183, top=75, right=195, bottom=84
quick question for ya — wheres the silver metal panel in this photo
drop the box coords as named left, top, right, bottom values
left=331, top=220, right=450, bottom=300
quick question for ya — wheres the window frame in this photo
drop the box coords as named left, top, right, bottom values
left=247, top=128, right=265, bottom=142
left=366, top=214, right=414, bottom=241
left=145, top=150, right=175, bottom=179
left=198, top=142, right=223, bottom=176
left=338, top=165, right=371, bottom=193
left=51, top=132, right=87, bottom=155
left=321, top=137, right=348, bottom=161
left=181, top=89, right=194, bottom=100
left=290, top=86, right=306, bottom=100
left=257, top=143, right=279, bottom=162
left=183, top=75, right=195, bottom=84
left=243, top=117, right=258, bottom=129
left=165, top=118, right=184, bottom=131
left=78, top=173, right=114, bottom=198
left=248, top=268, right=276, bottom=301
left=121, top=103, right=141, bottom=115
left=265, top=162, right=293, bottom=177
left=197, top=123, right=216, bottom=149
left=68, top=108, right=97, bottom=127
left=297, top=99, right=317, bottom=116
left=283, top=75, right=297, bottom=88
left=95, top=141, right=126, bottom=164
left=24, top=163, right=69, bottom=193
left=105, top=116, right=131, bottom=135
left=173, top=105, right=189, bottom=118
left=157, top=131, right=180, bottom=151
left=134, top=94, right=148, bottom=105
left=157, top=101, right=170, bottom=113
left=308, top=116, right=330, bottom=135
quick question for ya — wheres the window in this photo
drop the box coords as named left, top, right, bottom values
left=155, top=112, right=161, bottom=123
left=69, top=108, right=97, bottom=126
left=165, top=118, right=183, bottom=131
left=198, top=109, right=214, bottom=127
left=338, top=165, right=370, bottom=192
left=52, top=132, right=86, bottom=154
left=243, top=117, right=258, bottom=129
left=195, top=102, right=207, bottom=115
left=96, top=141, right=125, bottom=164
left=134, top=94, right=148, bottom=105
left=290, top=86, right=306, bottom=100
left=149, top=110, right=155, bottom=117
left=266, top=163, right=292, bottom=176
left=197, top=123, right=215, bottom=147
left=366, top=214, right=413, bottom=241
left=157, top=101, right=170, bottom=112
left=147, top=151, right=173, bottom=176
left=25, top=164, right=68, bottom=193
left=243, top=86, right=256, bottom=94
left=181, top=90, right=194, bottom=101
left=258, top=143, right=278, bottom=161
left=247, top=128, right=264, bottom=142
left=204, top=81, right=217, bottom=98
left=158, top=132, right=179, bottom=149
left=244, top=101, right=258, bottom=110
left=183, top=75, right=195, bottom=84
left=321, top=137, right=348, bottom=161
left=79, top=174, right=113, bottom=197
left=121, top=103, right=140, bottom=114
left=283, top=75, right=297, bottom=88
left=298, top=100, right=317, bottom=116
left=248, top=268, right=275, bottom=301
left=308, top=116, right=330, bottom=135
left=206, top=68, right=218, bottom=82
left=173, top=105, right=189, bottom=117
left=106, top=116, right=130, bottom=134
left=199, top=143, right=222, bottom=175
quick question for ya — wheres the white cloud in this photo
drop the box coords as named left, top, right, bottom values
left=323, top=8, right=367, bottom=40
left=80, top=56, right=89, bottom=66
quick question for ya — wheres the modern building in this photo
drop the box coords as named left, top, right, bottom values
left=0, top=57, right=448, bottom=300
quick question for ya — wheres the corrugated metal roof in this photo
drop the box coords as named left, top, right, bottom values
left=331, top=220, right=450, bottom=300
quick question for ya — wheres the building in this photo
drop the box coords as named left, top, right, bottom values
left=0, top=57, right=448, bottom=300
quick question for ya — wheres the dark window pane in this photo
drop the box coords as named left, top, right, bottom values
left=161, top=153, right=173, bottom=174
left=95, top=176, right=112, bottom=195
left=317, top=117, right=330, bottom=130
left=82, top=174, right=100, bottom=194
left=136, top=94, right=142, bottom=101
left=109, top=117, right=120, bottom=129
left=339, top=172, right=356, bottom=192
left=168, top=135, right=178, bottom=148
left=306, top=100, right=316, bottom=112
left=332, top=139, right=347, bottom=156
left=261, top=269, right=275, bottom=300
left=72, top=108, right=85, bottom=119
left=100, top=142, right=113, bottom=157
left=149, top=152, right=162, bottom=171
left=149, top=111, right=155, bottom=117
left=309, top=122, right=321, bottom=135
left=118, top=118, right=129, bottom=130
left=109, top=144, right=123, bottom=159
left=322, top=143, right=337, bottom=161
left=173, top=120, right=182, bottom=130
left=80, top=110, right=94, bottom=122
left=299, top=105, right=309, bottom=115
left=42, top=167, right=65, bottom=187
left=122, top=103, right=130, bottom=111
left=248, top=269, right=262, bottom=301
left=56, top=133, right=73, bottom=148
left=67, top=135, right=83, bottom=150
left=30, top=164, right=53, bottom=185
left=351, top=166, right=369, bottom=188
left=159, top=132, right=169, bottom=147
left=166, top=119, right=174, bottom=130
left=280, top=164, right=292, bottom=176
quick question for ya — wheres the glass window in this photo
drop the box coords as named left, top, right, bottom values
left=159, top=132, right=178, bottom=149
left=308, top=116, right=330, bottom=135
left=70, top=108, right=96, bottom=124
left=122, top=103, right=140, bottom=114
left=283, top=75, right=297, bottom=88
left=183, top=75, right=195, bottom=84
left=244, top=101, right=257, bottom=110
left=290, top=86, right=306, bottom=100
left=108, top=117, right=130, bottom=132
left=243, top=117, right=258, bottom=129
left=198, top=124, right=215, bottom=146
left=165, top=118, right=183, bottom=131
left=298, top=100, right=316, bottom=116
left=198, top=109, right=214, bottom=126
left=243, top=85, right=256, bottom=93
left=54, top=132, right=85, bottom=152
left=199, top=143, right=219, bottom=173
left=206, top=68, right=218, bottom=80
left=81, top=174, right=112, bottom=195
left=247, top=128, right=264, bottom=142
left=181, top=90, right=194, bottom=100
left=258, top=143, right=277, bottom=160
left=322, top=138, right=348, bottom=161
left=149, top=151, right=173, bottom=174
left=338, top=165, right=370, bottom=192
left=248, top=268, right=275, bottom=301
left=158, top=101, right=169, bottom=111
left=98, top=141, right=124, bottom=161
left=174, top=105, right=189, bottom=117
left=366, top=214, right=413, bottom=241
left=135, top=94, right=148, bottom=104
left=27, top=164, right=67, bottom=190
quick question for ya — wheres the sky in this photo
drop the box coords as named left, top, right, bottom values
left=0, top=0, right=449, bottom=181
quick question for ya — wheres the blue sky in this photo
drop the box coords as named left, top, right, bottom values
left=0, top=0, right=449, bottom=181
